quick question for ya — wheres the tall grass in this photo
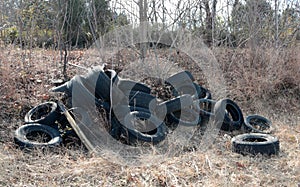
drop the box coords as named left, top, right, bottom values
left=0, top=45, right=299, bottom=186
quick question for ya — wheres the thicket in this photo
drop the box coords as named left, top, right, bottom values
left=0, top=0, right=299, bottom=50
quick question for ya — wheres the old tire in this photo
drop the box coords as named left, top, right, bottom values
left=121, top=110, right=168, bottom=145
left=244, top=115, right=273, bottom=133
left=213, top=99, right=244, bottom=131
left=167, top=108, right=201, bottom=127
left=117, top=79, right=151, bottom=95
left=165, top=71, right=195, bottom=87
left=14, top=123, right=62, bottom=149
left=231, top=133, right=280, bottom=156
left=127, top=91, right=157, bottom=110
left=193, top=99, right=216, bottom=126
left=197, top=86, right=212, bottom=100
left=193, top=99, right=216, bottom=116
left=24, top=101, right=61, bottom=128
left=157, top=94, right=194, bottom=114
left=171, top=83, right=212, bottom=100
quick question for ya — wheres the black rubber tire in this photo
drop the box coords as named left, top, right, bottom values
left=194, top=99, right=216, bottom=115
left=157, top=94, right=194, bottom=114
left=231, top=133, right=280, bottom=156
left=165, top=71, right=195, bottom=87
left=193, top=99, right=216, bottom=126
left=244, top=115, right=273, bottom=134
left=24, top=101, right=61, bottom=129
left=104, top=69, right=119, bottom=83
left=197, top=86, right=212, bottom=100
left=171, top=83, right=212, bottom=100
left=167, top=108, right=201, bottom=127
left=129, top=106, right=150, bottom=113
left=14, top=123, right=62, bottom=148
left=117, top=79, right=151, bottom=95
left=49, top=79, right=73, bottom=95
left=213, top=99, right=244, bottom=131
left=83, top=68, right=114, bottom=101
left=171, top=82, right=198, bottom=96
left=120, top=110, right=168, bottom=145
left=128, top=91, right=157, bottom=110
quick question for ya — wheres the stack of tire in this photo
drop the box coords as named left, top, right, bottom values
left=14, top=101, right=63, bottom=149
left=13, top=67, right=280, bottom=156
left=231, top=115, right=279, bottom=156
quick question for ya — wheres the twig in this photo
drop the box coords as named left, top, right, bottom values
left=68, top=62, right=89, bottom=71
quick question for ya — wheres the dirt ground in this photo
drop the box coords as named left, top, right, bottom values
left=0, top=45, right=299, bottom=186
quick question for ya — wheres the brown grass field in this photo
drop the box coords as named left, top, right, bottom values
left=0, top=44, right=299, bottom=186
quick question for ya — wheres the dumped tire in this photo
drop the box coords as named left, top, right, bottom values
left=193, top=99, right=216, bottom=126
left=128, top=91, right=157, bottom=110
left=171, top=83, right=212, bottom=100
left=244, top=115, right=273, bottom=133
left=49, top=67, right=118, bottom=100
left=83, top=67, right=115, bottom=101
left=165, top=71, right=195, bottom=87
left=117, top=79, right=151, bottom=95
left=104, top=69, right=119, bottom=83
left=120, top=110, right=168, bottom=145
left=193, top=99, right=216, bottom=115
left=231, top=133, right=280, bottom=156
left=157, top=94, right=194, bottom=114
left=24, top=101, right=61, bottom=128
left=171, top=82, right=199, bottom=96
left=197, top=86, right=212, bottom=100
left=48, top=79, right=73, bottom=95
left=167, top=108, right=201, bottom=127
left=213, top=99, right=244, bottom=131
left=14, top=123, right=62, bottom=148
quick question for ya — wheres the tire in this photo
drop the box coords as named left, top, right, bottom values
left=167, top=108, right=201, bottom=127
left=70, top=75, right=109, bottom=110
left=193, top=99, right=216, bottom=115
left=48, top=79, right=73, bottom=95
left=165, top=71, right=195, bottom=87
left=244, top=115, right=273, bottom=134
left=171, top=82, right=198, bottom=97
left=110, top=106, right=151, bottom=140
left=50, top=67, right=118, bottom=101
left=171, top=83, right=212, bottom=100
left=197, top=86, right=212, bottom=100
left=129, top=106, right=150, bottom=113
left=128, top=91, right=157, bottom=110
left=83, top=68, right=114, bottom=101
left=120, top=110, right=168, bottom=145
left=24, top=101, right=61, bottom=129
left=104, top=69, right=119, bottom=83
left=231, top=133, right=280, bottom=156
left=157, top=94, right=194, bottom=114
left=117, top=79, right=151, bottom=95
left=213, top=99, right=244, bottom=131
left=14, top=123, right=62, bottom=148
left=193, top=99, right=216, bottom=126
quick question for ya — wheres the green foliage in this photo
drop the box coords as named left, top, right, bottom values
left=229, top=0, right=275, bottom=46
left=5, top=26, right=18, bottom=43
left=228, top=0, right=300, bottom=47
left=3, top=0, right=296, bottom=49
left=0, top=0, right=128, bottom=49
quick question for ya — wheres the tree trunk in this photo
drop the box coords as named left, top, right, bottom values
left=211, top=0, right=217, bottom=46
left=138, top=0, right=148, bottom=59
left=275, top=0, right=279, bottom=47
left=204, top=0, right=212, bottom=46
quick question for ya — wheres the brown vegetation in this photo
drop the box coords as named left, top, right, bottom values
left=0, top=45, right=299, bottom=186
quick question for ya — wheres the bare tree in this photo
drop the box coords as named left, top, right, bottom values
left=203, top=0, right=218, bottom=46
left=138, top=0, right=148, bottom=59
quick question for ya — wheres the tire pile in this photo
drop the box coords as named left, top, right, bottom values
left=14, top=66, right=280, bottom=156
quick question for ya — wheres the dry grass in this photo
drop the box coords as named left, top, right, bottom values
left=0, top=44, right=300, bottom=186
